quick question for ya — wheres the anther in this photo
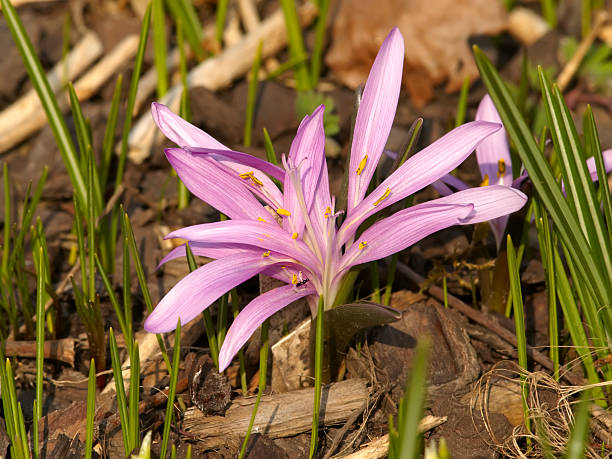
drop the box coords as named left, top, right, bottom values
left=356, top=154, right=368, bottom=175
left=239, top=171, right=253, bottom=179
left=257, top=217, right=267, bottom=222
left=276, top=208, right=291, bottom=217
left=291, top=274, right=298, bottom=285
left=373, top=188, right=391, bottom=206
left=292, top=232, right=298, bottom=239
left=480, top=174, right=489, bottom=187
left=358, top=241, right=367, bottom=250
left=497, top=159, right=506, bottom=178
left=262, top=251, right=270, bottom=257
left=324, top=206, right=332, bottom=219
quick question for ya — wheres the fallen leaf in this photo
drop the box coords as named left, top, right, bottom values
left=326, top=0, right=508, bottom=107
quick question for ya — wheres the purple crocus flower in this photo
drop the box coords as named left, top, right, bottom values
left=435, top=94, right=612, bottom=249
left=144, top=28, right=527, bottom=371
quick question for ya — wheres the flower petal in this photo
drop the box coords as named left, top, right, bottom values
left=475, top=95, right=513, bottom=187
left=218, top=284, right=316, bottom=371
left=347, top=28, right=404, bottom=215
left=282, top=106, right=326, bottom=237
left=338, top=121, right=502, bottom=246
left=586, top=149, right=612, bottom=182
left=144, top=252, right=278, bottom=333
left=152, top=102, right=226, bottom=149
left=166, top=220, right=321, bottom=273
left=185, top=147, right=285, bottom=183
left=166, top=148, right=269, bottom=220
left=157, top=242, right=257, bottom=268
left=339, top=185, right=527, bottom=272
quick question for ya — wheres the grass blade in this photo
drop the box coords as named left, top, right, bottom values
left=153, top=0, right=168, bottom=98
left=129, top=342, right=141, bottom=450
left=239, top=320, right=269, bottom=459
left=85, top=358, right=96, bottom=458
left=0, top=0, right=87, bottom=207
left=109, top=327, right=132, bottom=455
left=33, top=246, right=46, bottom=458
left=310, top=0, right=330, bottom=87
left=244, top=40, right=263, bottom=147
left=124, top=210, right=171, bottom=370
left=100, top=75, right=123, bottom=193
left=454, top=75, right=470, bottom=127
left=507, top=234, right=531, bottom=435
left=160, top=319, right=181, bottom=458
left=538, top=70, right=612, bottom=283
left=116, top=4, right=152, bottom=190
left=215, top=0, right=229, bottom=48
left=564, top=392, right=591, bottom=459
left=279, top=0, right=312, bottom=91
left=473, top=46, right=612, bottom=309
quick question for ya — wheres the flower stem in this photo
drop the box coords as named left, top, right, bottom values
left=309, top=295, right=325, bottom=458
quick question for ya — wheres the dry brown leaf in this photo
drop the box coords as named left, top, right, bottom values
left=326, top=0, right=508, bottom=107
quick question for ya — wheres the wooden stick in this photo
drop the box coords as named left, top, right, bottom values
left=182, top=378, right=368, bottom=449
left=557, top=10, right=608, bottom=91
left=507, top=7, right=550, bottom=46
left=4, top=338, right=75, bottom=366
left=0, top=31, right=103, bottom=153
left=338, top=415, right=447, bottom=459
left=72, top=34, right=139, bottom=100
left=0, top=0, right=59, bottom=9
left=127, top=2, right=318, bottom=164
left=237, top=0, right=260, bottom=33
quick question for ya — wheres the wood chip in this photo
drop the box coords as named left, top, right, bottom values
left=183, top=378, right=369, bottom=449
left=508, top=7, right=550, bottom=46
left=339, top=415, right=447, bottom=458
left=0, top=31, right=103, bottom=153
left=4, top=338, right=75, bottom=366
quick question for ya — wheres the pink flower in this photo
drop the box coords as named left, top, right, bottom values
left=144, top=29, right=527, bottom=371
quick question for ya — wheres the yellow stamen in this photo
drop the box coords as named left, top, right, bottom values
left=356, top=154, right=368, bottom=175
left=262, top=250, right=270, bottom=257
left=257, top=217, right=267, bottom=222
left=373, top=187, right=391, bottom=206
left=497, top=159, right=506, bottom=178
left=281, top=265, right=286, bottom=269
left=292, top=232, right=298, bottom=239
left=250, top=175, right=264, bottom=186
left=324, top=206, right=332, bottom=219
left=291, top=274, right=298, bottom=285
left=276, top=208, right=291, bottom=217
left=480, top=174, right=489, bottom=187
left=239, top=171, right=254, bottom=179
left=358, top=241, right=367, bottom=250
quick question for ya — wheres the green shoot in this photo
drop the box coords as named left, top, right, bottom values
left=110, top=327, right=132, bottom=455
left=310, top=0, right=330, bottom=87
left=85, top=358, right=96, bottom=458
left=454, top=75, right=470, bottom=127
left=244, top=40, right=263, bottom=148
left=507, top=235, right=531, bottom=436
left=215, top=0, right=230, bottom=48
left=239, top=320, right=269, bottom=459
left=153, top=0, right=168, bottom=98
left=161, top=319, right=182, bottom=458
left=280, top=0, right=312, bottom=91
left=309, top=296, right=325, bottom=458
left=388, top=338, right=430, bottom=458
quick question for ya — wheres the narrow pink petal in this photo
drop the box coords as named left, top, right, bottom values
left=347, top=27, right=404, bottom=215
left=218, top=284, right=316, bottom=371
left=144, top=253, right=276, bottom=333
left=431, top=174, right=470, bottom=197
left=282, top=106, right=326, bottom=236
left=337, top=121, right=502, bottom=246
left=166, top=220, right=322, bottom=272
left=157, top=242, right=257, bottom=268
left=185, top=147, right=285, bottom=183
left=586, top=149, right=612, bottom=182
left=339, top=185, right=526, bottom=271
left=151, top=102, right=227, bottom=149
left=431, top=180, right=453, bottom=197
left=475, top=95, right=513, bottom=186
left=166, top=148, right=269, bottom=220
